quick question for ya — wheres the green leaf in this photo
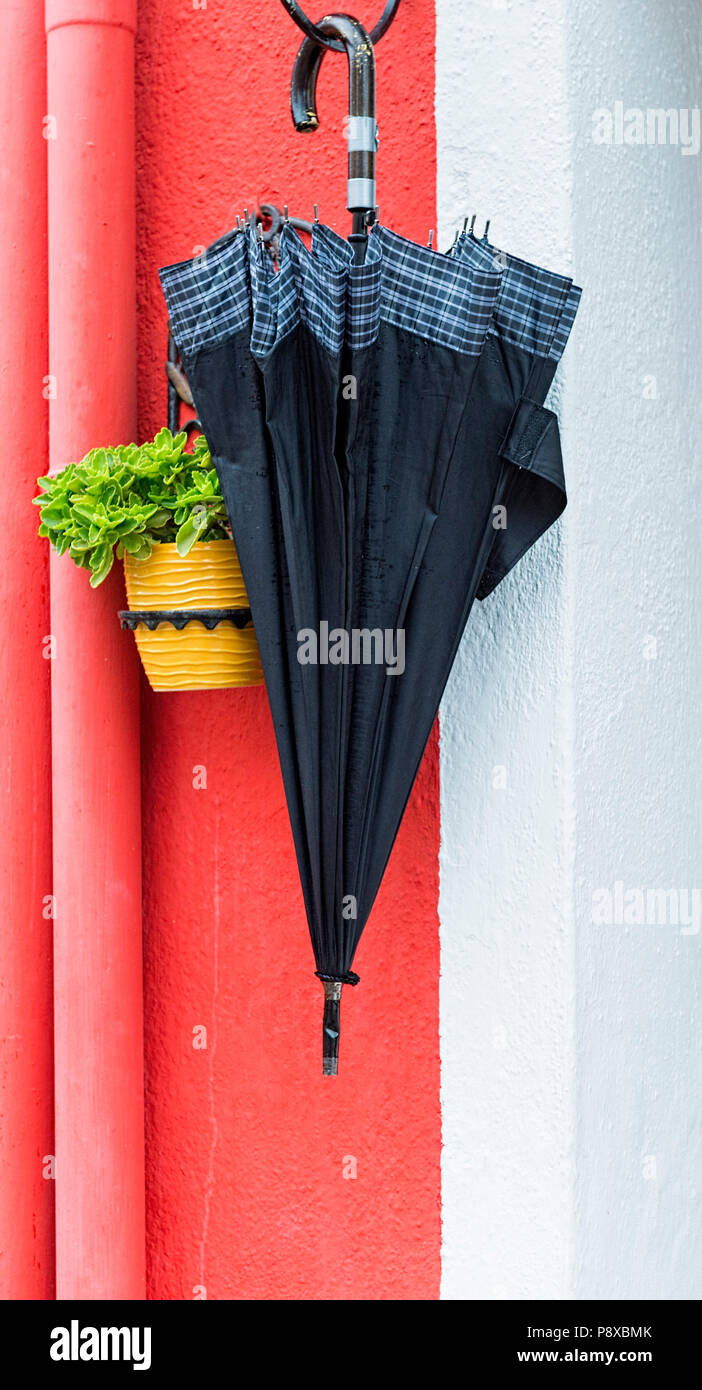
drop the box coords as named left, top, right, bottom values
left=91, top=448, right=109, bottom=474
left=34, top=427, right=225, bottom=578
left=175, top=505, right=208, bottom=556
left=120, top=532, right=151, bottom=557
left=89, top=542, right=114, bottom=587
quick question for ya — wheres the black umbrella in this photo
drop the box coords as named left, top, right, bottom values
left=158, top=9, right=581, bottom=1073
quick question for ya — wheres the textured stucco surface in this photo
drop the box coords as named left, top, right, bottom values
left=135, top=0, right=441, bottom=1300
left=437, top=0, right=577, bottom=1301
left=438, top=0, right=701, bottom=1299
left=566, top=0, right=702, bottom=1298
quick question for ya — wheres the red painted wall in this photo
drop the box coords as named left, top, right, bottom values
left=136, top=0, right=440, bottom=1300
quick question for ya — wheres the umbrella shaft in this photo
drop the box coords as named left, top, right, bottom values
left=346, top=36, right=376, bottom=218
left=347, top=122, right=376, bottom=215
left=349, top=222, right=368, bottom=265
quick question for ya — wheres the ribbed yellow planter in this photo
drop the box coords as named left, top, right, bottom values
left=124, top=541, right=264, bottom=692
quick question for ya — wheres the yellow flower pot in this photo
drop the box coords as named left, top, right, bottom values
left=123, top=541, right=264, bottom=692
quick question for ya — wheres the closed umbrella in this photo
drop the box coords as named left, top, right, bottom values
left=158, top=10, right=581, bottom=1073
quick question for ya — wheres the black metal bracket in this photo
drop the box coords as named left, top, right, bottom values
left=259, top=202, right=313, bottom=242
left=118, top=608, right=253, bottom=631
left=280, top=0, right=401, bottom=50
left=166, top=327, right=202, bottom=437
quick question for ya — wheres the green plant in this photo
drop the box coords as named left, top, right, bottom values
left=34, top=429, right=230, bottom=587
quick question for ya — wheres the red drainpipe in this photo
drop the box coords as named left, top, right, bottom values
left=0, top=0, right=54, bottom=1300
left=46, top=0, right=145, bottom=1299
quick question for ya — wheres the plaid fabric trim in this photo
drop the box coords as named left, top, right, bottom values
left=373, top=225, right=503, bottom=356
left=454, top=232, right=582, bottom=362
left=310, top=224, right=382, bottom=351
left=311, top=224, right=504, bottom=355
left=247, top=225, right=278, bottom=355
left=160, top=222, right=519, bottom=362
left=349, top=233, right=382, bottom=349
left=292, top=226, right=348, bottom=355
left=551, top=283, right=581, bottom=360
left=159, top=230, right=249, bottom=359
left=249, top=223, right=350, bottom=357
left=248, top=223, right=299, bottom=356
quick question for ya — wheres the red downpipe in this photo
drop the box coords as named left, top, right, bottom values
left=46, top=0, right=145, bottom=1299
left=0, top=0, right=54, bottom=1301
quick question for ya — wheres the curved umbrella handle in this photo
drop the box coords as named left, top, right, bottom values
left=299, top=14, right=377, bottom=220
left=289, top=2, right=400, bottom=135
left=280, top=7, right=378, bottom=242
left=289, top=32, right=326, bottom=132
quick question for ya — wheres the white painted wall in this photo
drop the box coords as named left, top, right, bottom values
left=566, top=0, right=702, bottom=1300
left=437, top=0, right=702, bottom=1299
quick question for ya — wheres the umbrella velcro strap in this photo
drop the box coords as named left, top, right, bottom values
left=499, top=397, right=563, bottom=489
left=315, top=970, right=360, bottom=986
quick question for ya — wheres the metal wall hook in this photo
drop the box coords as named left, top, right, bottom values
left=258, top=204, right=281, bottom=242
left=165, top=360, right=194, bottom=408
left=289, top=213, right=314, bottom=234
left=257, top=204, right=315, bottom=259
left=281, top=0, right=401, bottom=52
left=166, top=329, right=201, bottom=437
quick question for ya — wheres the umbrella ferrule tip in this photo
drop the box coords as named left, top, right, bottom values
left=323, top=1058, right=339, bottom=1076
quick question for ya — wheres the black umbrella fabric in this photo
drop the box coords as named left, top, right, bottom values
left=353, top=230, right=584, bottom=920
left=159, top=221, right=580, bottom=1072
left=449, top=228, right=582, bottom=596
